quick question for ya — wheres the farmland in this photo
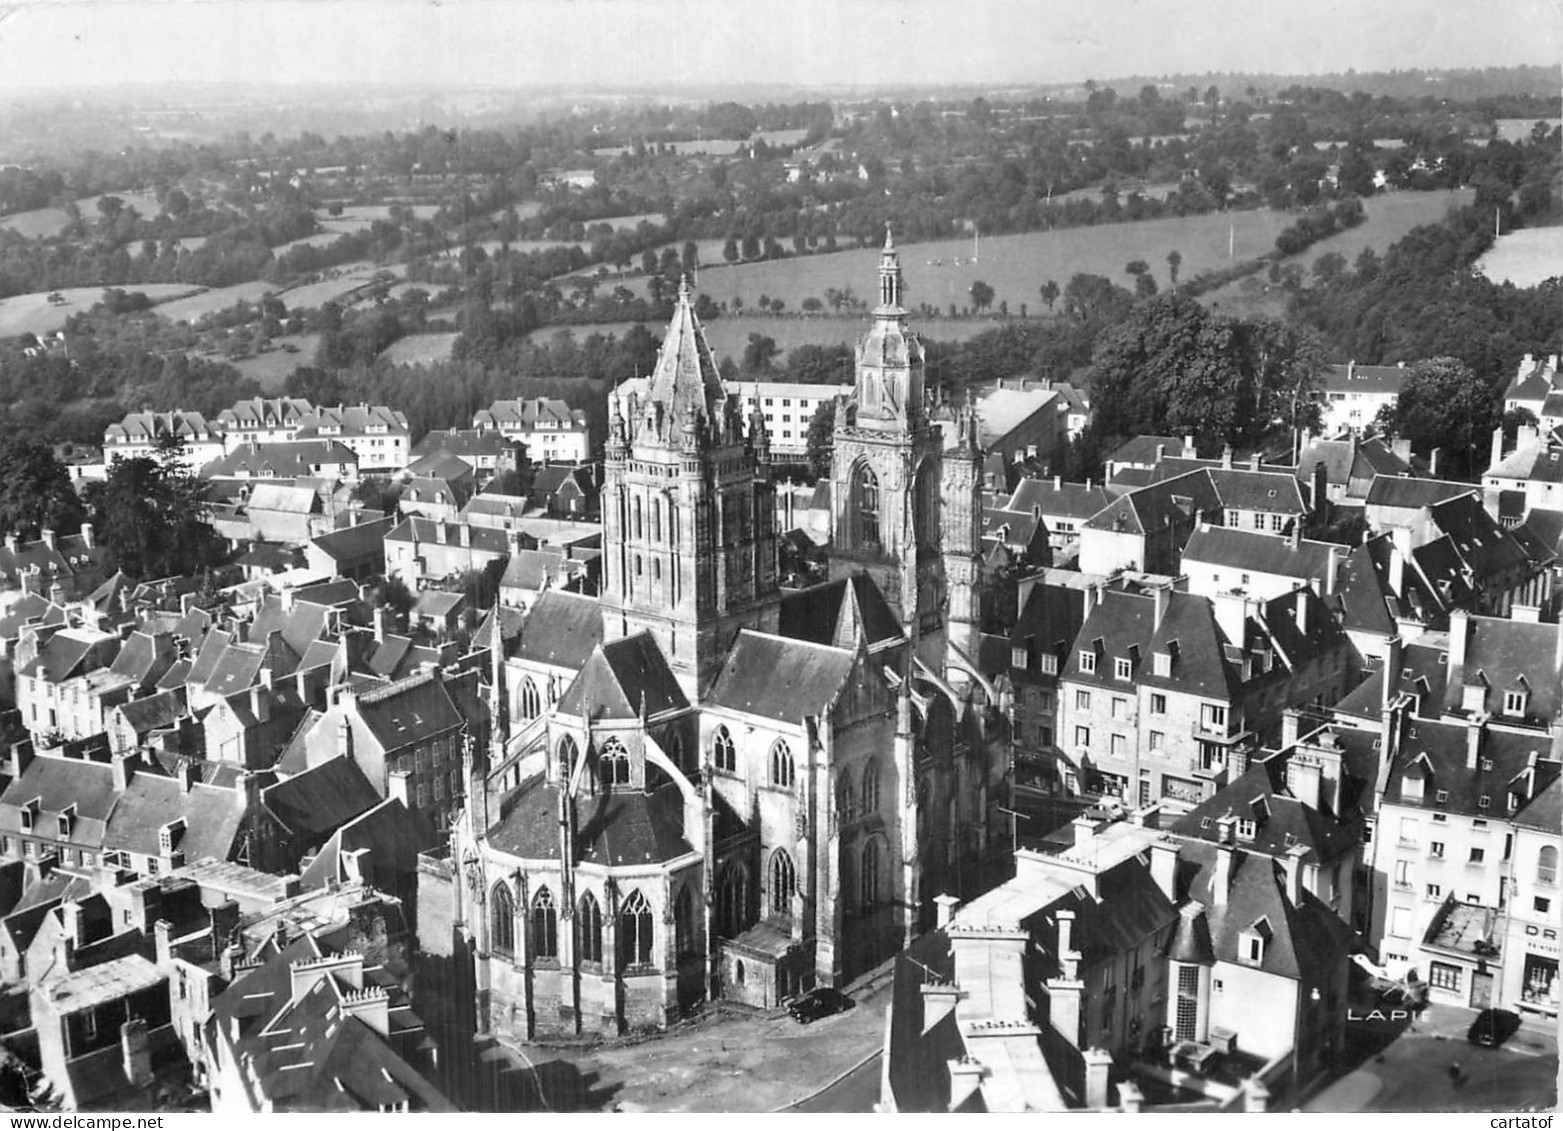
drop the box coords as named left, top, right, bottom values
left=228, top=335, right=321, bottom=391
left=1476, top=226, right=1563, bottom=287
left=0, top=284, right=207, bottom=339
left=598, top=189, right=1478, bottom=318
left=380, top=331, right=461, bottom=366
left=155, top=282, right=281, bottom=323
left=0, top=191, right=164, bottom=239
left=520, top=313, right=1003, bottom=369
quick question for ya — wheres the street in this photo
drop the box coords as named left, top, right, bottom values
left=1306, top=1002, right=1558, bottom=1114
left=788, top=1052, right=883, bottom=1113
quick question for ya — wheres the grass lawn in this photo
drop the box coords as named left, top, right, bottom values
left=155, top=282, right=280, bottom=323
left=0, top=191, right=164, bottom=239
left=0, top=284, right=207, bottom=339
left=1476, top=225, right=1563, bottom=287
left=380, top=331, right=460, bottom=366
left=229, top=334, right=321, bottom=391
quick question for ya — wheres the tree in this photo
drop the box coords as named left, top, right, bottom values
left=1166, top=251, right=1182, bottom=292
left=723, top=236, right=740, bottom=264
left=1378, top=357, right=1500, bottom=480
left=82, top=439, right=221, bottom=580
left=373, top=576, right=415, bottom=621
left=352, top=476, right=404, bottom=515
left=0, top=437, right=84, bottom=540
left=969, top=280, right=995, bottom=312
left=1038, top=280, right=1060, bottom=312
left=1125, top=260, right=1157, bottom=299
left=743, top=333, right=779, bottom=372
left=805, top=399, right=837, bottom=479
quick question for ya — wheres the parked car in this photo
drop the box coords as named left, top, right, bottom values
left=1466, top=1008, right=1522, bottom=1048
left=786, top=986, right=854, bottom=1024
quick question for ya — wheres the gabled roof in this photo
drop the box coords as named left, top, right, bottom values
left=1364, top=476, right=1475, bottom=511
left=298, top=797, right=437, bottom=892
left=217, top=397, right=314, bottom=430
left=294, top=404, right=409, bottom=438
left=1182, top=525, right=1339, bottom=581
left=1171, top=760, right=1361, bottom=863
left=1444, top=614, right=1563, bottom=724
left=355, top=672, right=469, bottom=751
left=247, top=482, right=322, bottom=515
left=1006, top=477, right=1114, bottom=521
left=309, top=516, right=394, bottom=562
left=487, top=776, right=693, bottom=866
left=18, top=627, right=117, bottom=683
left=1513, top=775, right=1562, bottom=834
left=1335, top=640, right=1448, bottom=720
left=1330, top=538, right=1398, bottom=637
left=103, top=774, right=248, bottom=862
left=410, top=428, right=514, bottom=461
left=1384, top=718, right=1559, bottom=819
left=473, top=398, right=585, bottom=432
left=707, top=631, right=857, bottom=722
left=778, top=573, right=904, bottom=652
left=202, top=440, right=357, bottom=480
left=556, top=633, right=688, bottom=720
left=1106, top=434, right=1193, bottom=466
left=1320, top=362, right=1406, bottom=395
left=263, top=757, right=382, bottom=844
left=515, top=590, right=601, bottom=669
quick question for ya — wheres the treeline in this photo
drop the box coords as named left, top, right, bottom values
left=1274, top=198, right=1365, bottom=256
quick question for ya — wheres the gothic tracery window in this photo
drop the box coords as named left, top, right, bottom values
left=531, top=886, right=557, bottom=960
left=490, top=883, right=515, bottom=957
left=858, top=465, right=881, bottom=547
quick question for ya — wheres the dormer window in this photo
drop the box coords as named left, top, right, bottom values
left=57, top=806, right=74, bottom=837
left=1503, top=686, right=1529, bottom=717
left=1240, top=918, right=1273, bottom=965
left=1079, top=650, right=1097, bottom=674
left=1153, top=651, right=1171, bottom=677
left=1114, top=657, right=1132, bottom=681
left=1401, top=760, right=1428, bottom=802
left=1012, top=646, right=1028, bottom=670
left=1040, top=654, right=1058, bottom=676
left=1236, top=818, right=1257, bottom=841
left=1462, top=681, right=1487, bottom=713
left=1435, top=790, right=1449, bottom=804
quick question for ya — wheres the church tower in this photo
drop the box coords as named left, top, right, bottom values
left=601, top=278, right=780, bottom=698
left=942, top=400, right=984, bottom=671
left=829, top=227, right=946, bottom=670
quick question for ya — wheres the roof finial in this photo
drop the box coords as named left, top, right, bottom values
left=678, top=274, right=692, bottom=302
left=883, top=221, right=895, bottom=252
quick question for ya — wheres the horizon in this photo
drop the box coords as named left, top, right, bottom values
left=0, top=0, right=1557, bottom=93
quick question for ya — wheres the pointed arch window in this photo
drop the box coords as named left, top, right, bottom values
left=858, top=465, right=881, bottom=548
left=519, top=677, right=541, bottom=720
left=712, top=725, right=736, bottom=773
left=837, top=773, right=857, bottom=822
left=861, top=839, right=882, bottom=909
left=769, top=739, right=794, bottom=789
left=770, top=849, right=796, bottom=917
left=675, top=886, right=696, bottom=957
left=632, top=495, right=643, bottom=540
left=717, top=864, right=748, bottom=938
left=557, top=734, right=578, bottom=781
left=576, top=892, right=603, bottom=964
left=531, top=887, right=558, bottom=960
left=490, top=883, right=515, bottom=957
left=619, top=890, right=654, bottom=968
left=861, top=759, right=881, bottom=814
left=598, top=736, right=631, bottom=789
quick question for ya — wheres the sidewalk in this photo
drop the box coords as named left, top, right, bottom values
left=515, top=960, right=897, bottom=1113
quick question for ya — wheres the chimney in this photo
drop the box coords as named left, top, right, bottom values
left=1248, top=452, right=1260, bottom=471
left=111, top=753, right=136, bottom=791
left=1153, top=584, right=1169, bottom=629
left=1281, top=708, right=1301, bottom=749
left=1387, top=539, right=1405, bottom=597
left=178, top=759, right=198, bottom=794
left=121, top=1018, right=153, bottom=1088
left=1490, top=426, right=1504, bottom=470
left=40, top=528, right=55, bottom=550
left=1056, top=908, right=1082, bottom=980
left=179, top=592, right=197, bottom=616
left=388, top=769, right=412, bottom=808
left=373, top=605, right=389, bottom=643
left=1281, top=843, right=1308, bottom=905
left=1381, top=635, right=1403, bottom=711
left=1449, top=609, right=1470, bottom=674
left=1213, top=843, right=1234, bottom=904
left=921, top=980, right=964, bottom=1035
left=1287, top=522, right=1300, bottom=550
left=3, top=533, right=16, bottom=555
left=1182, top=434, right=1195, bottom=455
left=1155, top=443, right=1166, bottom=463
left=1324, top=545, right=1338, bottom=596
left=9, top=741, right=34, bottom=779
left=1291, top=755, right=1322, bottom=810
left=1221, top=445, right=1233, bottom=470
left=1466, top=716, right=1484, bottom=771
left=1119, top=1082, right=1145, bottom=1114
left=79, top=523, right=93, bottom=549
left=1053, top=475, right=1062, bottom=490
left=934, top=893, right=959, bottom=929
left=1429, top=448, right=1441, bottom=477
left=1294, top=587, right=1309, bottom=635
left=460, top=523, right=471, bottom=548
left=1391, top=437, right=1411, bottom=462
left=60, top=900, right=86, bottom=948
left=1084, top=1048, right=1114, bottom=1109
left=1149, top=840, right=1178, bottom=901
left=153, top=919, right=173, bottom=967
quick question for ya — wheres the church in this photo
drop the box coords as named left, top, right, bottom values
left=423, top=232, right=1010, bottom=1040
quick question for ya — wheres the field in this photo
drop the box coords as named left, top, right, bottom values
left=156, top=282, right=280, bottom=323
left=314, top=204, right=442, bottom=234
left=1476, top=226, right=1563, bottom=288
left=1199, top=188, right=1475, bottom=316
left=524, top=313, right=1004, bottom=367
left=596, top=189, right=1479, bottom=318
left=0, top=191, right=164, bottom=239
left=380, top=331, right=461, bottom=366
left=229, top=335, right=321, bottom=391
left=278, top=262, right=407, bottom=310
left=0, top=284, right=207, bottom=339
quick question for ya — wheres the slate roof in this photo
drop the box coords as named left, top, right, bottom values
left=263, top=757, right=382, bottom=844
left=885, top=928, right=972, bottom=1113
left=383, top=517, right=511, bottom=555
left=0, top=755, right=119, bottom=844
left=515, top=590, right=601, bottom=669
left=294, top=404, right=409, bottom=439
left=298, top=798, right=437, bottom=893
left=1199, top=467, right=1308, bottom=515
left=202, top=440, right=357, bottom=480
left=1513, top=775, right=1562, bottom=834
left=410, top=428, right=513, bottom=461
left=1182, top=525, right=1340, bottom=582
left=1009, top=583, right=1087, bottom=677
left=1384, top=718, right=1559, bottom=819
left=1364, top=476, right=1476, bottom=511
left=707, top=632, right=856, bottom=722
left=1320, top=362, right=1406, bottom=395
left=18, top=628, right=117, bottom=683
left=356, top=672, right=469, bottom=752
left=473, top=398, right=586, bottom=432
left=0, top=594, right=66, bottom=642
left=247, top=482, right=321, bottom=515
left=1444, top=614, right=1563, bottom=724
left=1427, top=493, right=1533, bottom=579
left=1107, top=434, right=1194, bottom=467
left=1177, top=841, right=1355, bottom=981
left=1040, top=857, right=1179, bottom=968
left=1329, top=539, right=1397, bottom=637
left=216, top=397, right=314, bottom=432
left=1006, top=478, right=1114, bottom=521
left=1335, top=641, right=1448, bottom=720
left=1171, top=760, right=1362, bottom=862
left=778, top=573, right=904, bottom=651
left=556, top=634, right=689, bottom=720
left=1083, top=469, right=1219, bottom=535
left=641, top=281, right=728, bottom=430
left=102, top=774, right=248, bottom=861
left=487, top=776, right=694, bottom=866
left=113, top=689, right=187, bottom=736
left=309, top=516, right=394, bottom=563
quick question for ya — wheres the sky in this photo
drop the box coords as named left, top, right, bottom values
left=0, top=0, right=1556, bottom=91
